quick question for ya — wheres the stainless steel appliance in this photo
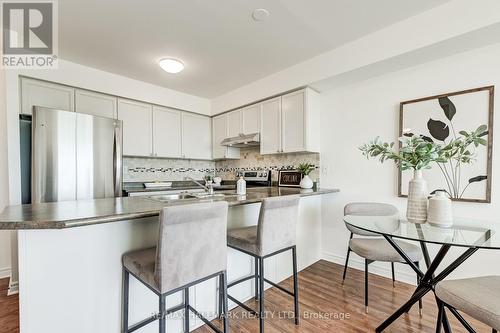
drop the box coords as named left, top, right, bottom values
left=30, top=107, right=123, bottom=203
left=242, top=170, right=271, bottom=188
left=220, top=133, right=260, bottom=148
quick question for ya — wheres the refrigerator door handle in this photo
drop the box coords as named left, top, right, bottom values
left=113, top=120, right=123, bottom=197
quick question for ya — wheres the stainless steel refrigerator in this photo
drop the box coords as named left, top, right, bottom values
left=28, top=107, right=122, bottom=203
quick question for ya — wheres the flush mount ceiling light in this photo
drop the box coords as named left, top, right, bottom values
left=159, top=58, right=184, bottom=73
left=252, top=8, right=269, bottom=22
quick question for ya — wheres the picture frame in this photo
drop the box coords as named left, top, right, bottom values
left=278, top=170, right=302, bottom=187
left=398, top=86, right=494, bottom=203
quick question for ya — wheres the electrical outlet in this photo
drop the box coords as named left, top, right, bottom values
left=322, top=165, right=329, bottom=176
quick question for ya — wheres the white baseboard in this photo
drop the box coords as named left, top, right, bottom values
left=322, top=251, right=417, bottom=285
left=8, top=279, right=18, bottom=296
left=0, top=267, right=11, bottom=279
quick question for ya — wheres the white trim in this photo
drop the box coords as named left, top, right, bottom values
left=322, top=251, right=417, bottom=285
left=0, top=267, right=11, bottom=279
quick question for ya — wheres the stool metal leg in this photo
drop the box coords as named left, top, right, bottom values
left=259, top=257, right=265, bottom=333
left=184, top=287, right=190, bottom=333
left=159, top=294, right=166, bottom=333
left=122, top=268, right=129, bottom=333
left=221, top=271, right=229, bottom=333
left=254, top=256, right=259, bottom=300
left=218, top=274, right=223, bottom=318
left=292, top=246, right=299, bottom=325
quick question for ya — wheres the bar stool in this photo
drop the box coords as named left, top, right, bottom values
left=436, top=276, right=500, bottom=333
left=121, top=201, right=229, bottom=333
left=342, top=202, right=423, bottom=313
left=226, top=195, right=300, bottom=333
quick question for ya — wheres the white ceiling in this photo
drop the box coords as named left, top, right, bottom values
left=59, top=0, right=451, bottom=98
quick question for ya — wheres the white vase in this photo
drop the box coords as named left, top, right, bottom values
left=300, top=175, right=313, bottom=189
left=406, top=170, right=428, bottom=224
left=427, top=191, right=453, bottom=227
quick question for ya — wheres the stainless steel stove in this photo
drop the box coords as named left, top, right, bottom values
left=242, top=170, right=272, bottom=188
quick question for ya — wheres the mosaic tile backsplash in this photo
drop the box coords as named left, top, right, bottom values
left=124, top=148, right=320, bottom=183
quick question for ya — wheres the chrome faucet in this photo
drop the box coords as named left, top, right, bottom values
left=185, top=176, right=214, bottom=195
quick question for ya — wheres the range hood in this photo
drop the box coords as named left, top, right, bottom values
left=220, top=133, right=260, bottom=148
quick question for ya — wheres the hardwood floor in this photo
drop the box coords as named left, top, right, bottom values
left=0, top=261, right=491, bottom=332
left=0, top=277, right=19, bottom=333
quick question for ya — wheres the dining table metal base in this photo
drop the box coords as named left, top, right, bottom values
left=375, top=236, right=479, bottom=333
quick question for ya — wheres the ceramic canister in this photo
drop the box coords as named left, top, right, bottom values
left=427, top=191, right=453, bottom=227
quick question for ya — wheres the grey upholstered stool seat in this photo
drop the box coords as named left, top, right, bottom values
left=436, top=276, right=500, bottom=332
left=227, top=195, right=301, bottom=333
left=227, top=226, right=259, bottom=255
left=342, top=202, right=423, bottom=314
left=349, top=238, right=422, bottom=263
left=121, top=201, right=229, bottom=333
left=122, top=247, right=157, bottom=291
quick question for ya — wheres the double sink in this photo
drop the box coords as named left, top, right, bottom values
left=147, top=192, right=231, bottom=203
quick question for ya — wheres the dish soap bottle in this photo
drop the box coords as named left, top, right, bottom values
left=237, top=175, right=246, bottom=195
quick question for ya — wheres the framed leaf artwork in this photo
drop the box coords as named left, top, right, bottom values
left=399, top=86, right=494, bottom=203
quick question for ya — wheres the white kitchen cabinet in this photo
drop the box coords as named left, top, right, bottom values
left=242, top=104, right=261, bottom=134
left=260, top=88, right=320, bottom=155
left=182, top=113, right=212, bottom=160
left=212, top=114, right=240, bottom=160
left=152, top=106, right=182, bottom=158
left=281, top=90, right=306, bottom=152
left=117, top=99, right=153, bottom=157
left=75, top=89, right=117, bottom=119
left=227, top=109, right=242, bottom=137
left=260, top=97, right=281, bottom=154
left=21, top=78, right=75, bottom=114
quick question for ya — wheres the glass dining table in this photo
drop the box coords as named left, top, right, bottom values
left=343, top=214, right=500, bottom=333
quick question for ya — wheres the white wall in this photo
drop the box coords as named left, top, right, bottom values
left=0, top=69, right=12, bottom=279
left=320, top=42, right=500, bottom=283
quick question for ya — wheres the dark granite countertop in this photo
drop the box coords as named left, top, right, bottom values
left=0, top=187, right=339, bottom=230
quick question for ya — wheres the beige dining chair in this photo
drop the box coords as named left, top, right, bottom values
left=342, top=202, right=423, bottom=313
left=436, top=276, right=500, bottom=333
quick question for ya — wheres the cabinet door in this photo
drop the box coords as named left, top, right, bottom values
left=21, top=78, right=75, bottom=114
left=242, top=104, right=260, bottom=134
left=212, top=115, right=240, bottom=160
left=227, top=110, right=242, bottom=137
left=152, top=106, right=182, bottom=158
left=75, top=89, right=117, bottom=118
left=212, top=115, right=227, bottom=159
left=182, top=113, right=211, bottom=160
left=260, top=97, right=281, bottom=155
left=281, top=90, right=306, bottom=152
left=117, top=99, right=152, bottom=157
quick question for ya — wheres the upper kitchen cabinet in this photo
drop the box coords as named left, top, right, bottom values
left=117, top=99, right=152, bottom=157
left=152, top=106, right=182, bottom=158
left=242, top=104, right=261, bottom=135
left=227, top=109, right=242, bottom=137
left=260, top=97, right=282, bottom=154
left=182, top=113, right=212, bottom=160
left=260, top=88, right=320, bottom=155
left=75, top=90, right=117, bottom=119
left=21, top=78, right=75, bottom=114
left=212, top=114, right=240, bottom=160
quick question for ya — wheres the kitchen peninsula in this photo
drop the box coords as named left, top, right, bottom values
left=0, top=187, right=338, bottom=333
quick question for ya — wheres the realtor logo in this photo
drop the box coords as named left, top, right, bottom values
left=1, top=1, right=58, bottom=68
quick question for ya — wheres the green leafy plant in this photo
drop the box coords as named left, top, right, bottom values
left=360, top=135, right=441, bottom=170
left=297, top=163, right=315, bottom=176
